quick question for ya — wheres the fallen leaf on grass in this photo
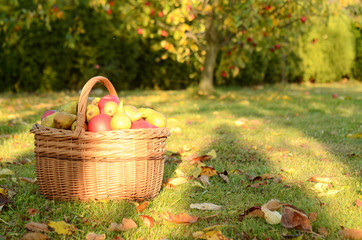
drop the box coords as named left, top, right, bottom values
left=247, top=181, right=268, bottom=188
left=136, top=201, right=148, bottom=213
left=27, top=208, right=37, bottom=216
left=0, top=193, right=11, bottom=212
left=20, top=177, right=37, bottom=184
left=308, top=212, right=318, bottom=222
left=338, top=228, right=362, bottom=239
left=109, top=218, right=138, bottom=232
left=0, top=168, right=14, bottom=176
left=139, top=215, right=154, bottom=228
left=307, top=175, right=332, bottom=183
left=356, top=199, right=362, bottom=207
left=25, top=221, right=50, bottom=232
left=48, top=221, right=76, bottom=235
left=20, top=232, right=48, bottom=240
left=346, top=133, right=362, bottom=138
left=190, top=203, right=222, bottom=211
left=318, top=227, right=329, bottom=236
left=85, top=232, right=106, bottom=240
left=167, top=177, right=188, bottom=187
left=200, top=166, right=218, bottom=177
left=160, top=212, right=198, bottom=224
left=262, top=199, right=282, bottom=211
left=190, top=155, right=212, bottom=164
left=192, top=230, right=231, bottom=239
left=281, top=204, right=312, bottom=232
left=239, top=207, right=264, bottom=221
left=261, top=206, right=281, bottom=225
left=218, top=171, right=229, bottom=183
left=318, top=188, right=344, bottom=197
left=199, top=175, right=210, bottom=186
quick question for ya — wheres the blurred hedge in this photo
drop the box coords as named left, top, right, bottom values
left=0, top=2, right=360, bottom=92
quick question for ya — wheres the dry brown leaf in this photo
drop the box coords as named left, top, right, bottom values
left=190, top=155, right=212, bottom=164
left=218, top=171, right=229, bottom=183
left=20, top=232, right=48, bottom=240
left=247, top=181, right=268, bottom=188
left=199, top=175, right=210, bottom=186
left=239, top=207, right=264, bottom=221
left=85, top=232, right=106, bottom=240
left=20, top=177, right=37, bottom=184
left=200, top=166, right=218, bottom=177
left=27, top=208, right=37, bottom=217
left=308, top=212, right=318, bottom=222
left=260, top=173, right=275, bottom=180
left=136, top=201, right=148, bottom=213
left=281, top=204, right=312, bottom=232
left=25, top=221, right=50, bottom=233
left=109, top=222, right=121, bottom=232
left=160, top=212, right=198, bottom=224
left=262, top=199, right=282, bottom=211
left=139, top=215, right=155, bottom=228
left=318, top=227, right=329, bottom=236
left=119, top=218, right=137, bottom=231
left=192, top=230, right=231, bottom=239
left=307, top=175, right=332, bottom=183
left=338, top=228, right=362, bottom=239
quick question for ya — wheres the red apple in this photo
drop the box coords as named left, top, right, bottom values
left=87, top=114, right=112, bottom=132
left=269, top=47, right=275, bottom=52
left=161, top=30, right=168, bottom=37
left=247, top=37, right=252, bottom=43
left=41, top=110, right=57, bottom=121
left=131, top=119, right=152, bottom=129
left=300, top=16, right=306, bottom=23
left=275, top=44, right=281, bottom=49
left=137, top=28, right=143, bottom=35
left=221, top=71, right=227, bottom=78
left=332, top=93, right=338, bottom=99
left=98, top=95, right=120, bottom=112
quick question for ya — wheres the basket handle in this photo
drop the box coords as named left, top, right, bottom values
left=72, top=76, right=118, bottom=138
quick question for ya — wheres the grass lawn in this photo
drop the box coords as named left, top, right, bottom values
left=0, top=81, right=361, bottom=239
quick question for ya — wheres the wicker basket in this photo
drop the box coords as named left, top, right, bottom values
left=30, top=76, right=170, bottom=201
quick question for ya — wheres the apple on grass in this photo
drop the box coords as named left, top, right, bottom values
left=41, top=110, right=57, bottom=121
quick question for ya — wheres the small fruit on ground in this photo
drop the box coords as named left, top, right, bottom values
left=103, top=101, right=118, bottom=116
left=138, top=108, right=167, bottom=128
left=86, top=105, right=100, bottom=122
left=53, top=112, right=77, bottom=129
left=41, top=112, right=57, bottom=128
left=332, top=93, right=338, bottom=99
left=88, top=114, right=112, bottom=132
left=111, top=98, right=132, bottom=130
left=98, top=95, right=120, bottom=112
left=124, top=105, right=143, bottom=122
left=58, top=101, right=78, bottom=115
left=41, top=110, right=57, bottom=121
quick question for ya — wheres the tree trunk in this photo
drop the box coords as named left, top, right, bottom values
left=198, top=8, right=220, bottom=95
left=198, top=42, right=219, bottom=94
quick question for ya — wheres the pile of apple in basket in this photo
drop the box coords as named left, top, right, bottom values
left=40, top=95, right=167, bottom=132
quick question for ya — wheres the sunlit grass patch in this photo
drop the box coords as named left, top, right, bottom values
left=0, top=82, right=361, bottom=239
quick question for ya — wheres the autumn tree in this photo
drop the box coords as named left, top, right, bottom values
left=120, top=0, right=329, bottom=94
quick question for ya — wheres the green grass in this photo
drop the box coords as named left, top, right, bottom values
left=0, top=82, right=361, bottom=239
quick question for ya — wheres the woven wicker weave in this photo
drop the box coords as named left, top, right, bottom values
left=30, top=76, right=170, bottom=201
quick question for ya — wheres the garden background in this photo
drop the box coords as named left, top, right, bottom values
left=0, top=0, right=361, bottom=93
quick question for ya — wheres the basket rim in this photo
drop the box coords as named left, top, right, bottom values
left=30, top=123, right=170, bottom=139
